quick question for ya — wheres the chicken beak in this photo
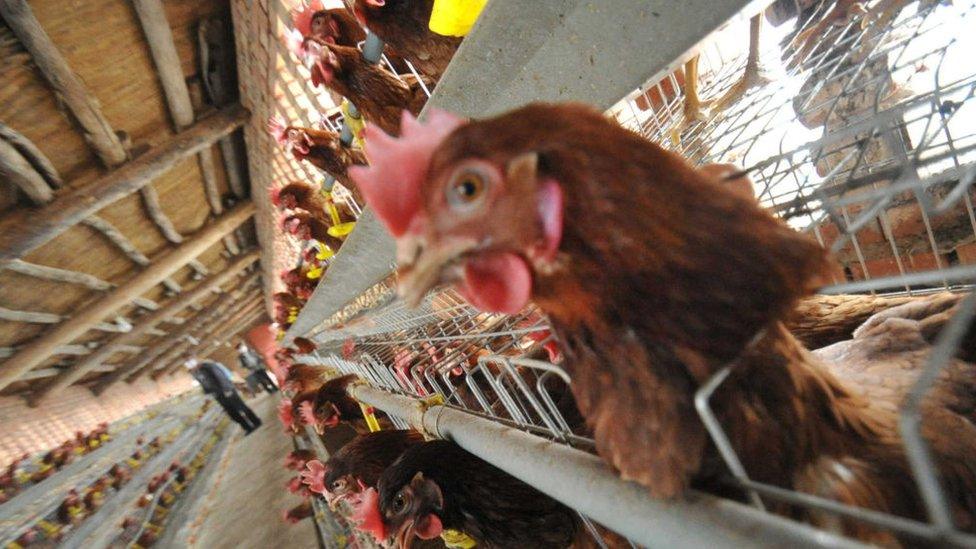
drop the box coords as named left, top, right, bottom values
left=326, top=492, right=348, bottom=511
left=394, top=520, right=416, bottom=549
left=397, top=236, right=476, bottom=308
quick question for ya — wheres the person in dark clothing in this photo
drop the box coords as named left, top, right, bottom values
left=187, top=358, right=263, bottom=434
left=237, top=342, right=277, bottom=393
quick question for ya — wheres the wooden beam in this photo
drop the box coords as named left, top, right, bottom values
left=0, top=259, right=110, bottom=290
left=0, top=0, right=128, bottom=167
left=157, top=299, right=264, bottom=378
left=0, top=121, right=62, bottom=188
left=97, top=287, right=260, bottom=390
left=0, top=259, right=161, bottom=311
left=132, top=0, right=231, bottom=254
left=0, top=136, right=53, bottom=203
left=80, top=216, right=183, bottom=295
left=0, top=344, right=92, bottom=359
left=196, top=307, right=264, bottom=360
left=0, top=202, right=255, bottom=392
left=131, top=0, right=194, bottom=128
left=28, top=251, right=260, bottom=404
left=139, top=185, right=183, bottom=243
left=81, top=216, right=151, bottom=266
left=0, top=105, right=249, bottom=261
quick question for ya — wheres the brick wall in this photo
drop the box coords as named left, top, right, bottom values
left=0, top=374, right=195, bottom=464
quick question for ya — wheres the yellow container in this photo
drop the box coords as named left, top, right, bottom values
left=429, top=0, right=488, bottom=37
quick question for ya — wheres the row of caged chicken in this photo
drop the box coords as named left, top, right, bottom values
left=268, top=0, right=466, bottom=332
left=7, top=436, right=167, bottom=547
left=0, top=423, right=110, bottom=505
left=269, top=1, right=976, bottom=547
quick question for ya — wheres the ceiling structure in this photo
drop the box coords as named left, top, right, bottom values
left=0, top=0, right=272, bottom=402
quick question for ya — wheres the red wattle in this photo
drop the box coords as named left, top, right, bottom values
left=459, top=252, right=532, bottom=314
left=415, top=514, right=444, bottom=540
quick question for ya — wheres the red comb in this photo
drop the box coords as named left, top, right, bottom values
left=268, top=115, right=289, bottom=145
left=349, top=109, right=466, bottom=237
left=278, top=399, right=295, bottom=431
left=270, top=187, right=282, bottom=206
left=291, top=0, right=324, bottom=37
left=301, top=460, right=327, bottom=495
left=298, top=400, right=316, bottom=427
left=350, top=487, right=388, bottom=541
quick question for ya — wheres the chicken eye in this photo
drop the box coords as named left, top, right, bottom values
left=393, top=492, right=407, bottom=512
left=447, top=170, right=487, bottom=208
left=332, top=479, right=346, bottom=490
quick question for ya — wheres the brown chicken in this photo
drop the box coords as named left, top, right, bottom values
left=285, top=449, right=317, bottom=471
left=282, top=212, right=344, bottom=252
left=283, top=363, right=327, bottom=393
left=350, top=102, right=976, bottom=542
left=295, top=374, right=392, bottom=435
left=293, top=2, right=366, bottom=48
left=816, top=292, right=976, bottom=423
left=351, top=439, right=588, bottom=548
left=283, top=500, right=314, bottom=524
left=353, top=0, right=461, bottom=80
left=787, top=293, right=918, bottom=349
left=267, top=121, right=367, bottom=201
left=280, top=263, right=322, bottom=301
left=108, top=463, right=131, bottom=490
left=56, top=489, right=84, bottom=525
left=311, top=429, right=424, bottom=508
left=307, top=42, right=432, bottom=135
left=292, top=2, right=411, bottom=72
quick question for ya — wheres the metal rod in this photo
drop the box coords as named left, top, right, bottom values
left=349, top=385, right=866, bottom=549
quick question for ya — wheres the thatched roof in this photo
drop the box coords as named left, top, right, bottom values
left=0, top=0, right=270, bottom=401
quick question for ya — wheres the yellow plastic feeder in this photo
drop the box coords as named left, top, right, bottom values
left=429, top=0, right=488, bottom=37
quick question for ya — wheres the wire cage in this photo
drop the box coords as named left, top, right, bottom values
left=277, top=0, right=976, bottom=547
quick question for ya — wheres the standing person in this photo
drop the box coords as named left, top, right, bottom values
left=237, top=342, right=278, bottom=393
left=186, top=358, right=263, bottom=434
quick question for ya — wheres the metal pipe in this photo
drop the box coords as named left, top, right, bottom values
left=348, top=385, right=867, bottom=549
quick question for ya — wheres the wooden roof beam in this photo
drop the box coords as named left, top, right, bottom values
left=0, top=0, right=187, bottom=251
left=1, top=259, right=161, bottom=311
left=0, top=105, right=249, bottom=261
left=156, top=298, right=264, bottom=378
left=95, top=284, right=260, bottom=390
left=0, top=134, right=53, bottom=203
left=195, top=307, right=265, bottom=362
left=0, top=201, right=255, bottom=392
left=28, top=250, right=260, bottom=405
left=0, top=127, right=172, bottom=305
left=133, top=0, right=237, bottom=257
left=0, top=0, right=127, bottom=167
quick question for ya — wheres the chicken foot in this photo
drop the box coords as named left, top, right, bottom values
left=708, top=14, right=772, bottom=118
left=668, top=13, right=770, bottom=148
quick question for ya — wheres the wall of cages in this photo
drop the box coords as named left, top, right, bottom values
left=283, top=1, right=976, bottom=547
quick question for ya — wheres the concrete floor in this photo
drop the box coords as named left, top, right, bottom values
left=183, top=395, right=318, bottom=549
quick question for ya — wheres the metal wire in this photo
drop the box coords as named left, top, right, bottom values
left=286, top=1, right=976, bottom=546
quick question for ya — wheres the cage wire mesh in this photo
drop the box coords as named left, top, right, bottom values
left=279, top=0, right=976, bottom=545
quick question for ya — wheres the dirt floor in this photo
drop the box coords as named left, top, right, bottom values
left=182, top=395, right=318, bottom=549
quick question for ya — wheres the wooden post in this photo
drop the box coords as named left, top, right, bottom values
left=28, top=251, right=260, bottom=404
left=0, top=105, right=249, bottom=261
left=0, top=202, right=255, bottom=392
left=0, top=0, right=128, bottom=167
